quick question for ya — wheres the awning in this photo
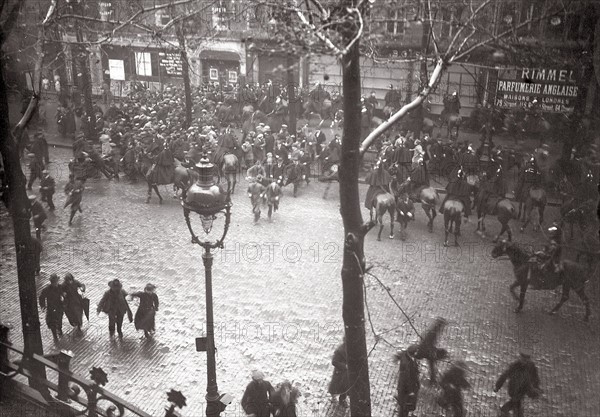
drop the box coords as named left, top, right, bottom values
left=199, top=50, right=240, bottom=61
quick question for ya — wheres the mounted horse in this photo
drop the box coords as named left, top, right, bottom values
left=390, top=176, right=439, bottom=233
left=474, top=168, right=515, bottom=242
left=367, top=185, right=396, bottom=241
left=441, top=198, right=464, bottom=247
left=138, top=150, right=198, bottom=204
left=515, top=161, right=544, bottom=223
left=440, top=94, right=462, bottom=139
left=491, top=240, right=591, bottom=321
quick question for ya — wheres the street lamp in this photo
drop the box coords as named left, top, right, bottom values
left=181, top=156, right=232, bottom=417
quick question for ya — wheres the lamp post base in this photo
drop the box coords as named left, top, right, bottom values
left=206, top=392, right=225, bottom=417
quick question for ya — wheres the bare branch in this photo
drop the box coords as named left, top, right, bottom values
left=445, top=0, right=493, bottom=54
left=359, top=58, right=446, bottom=156
left=338, top=7, right=364, bottom=57
left=42, top=0, right=58, bottom=25
left=1, top=0, right=24, bottom=37
left=294, top=3, right=343, bottom=56
left=427, top=0, right=440, bottom=56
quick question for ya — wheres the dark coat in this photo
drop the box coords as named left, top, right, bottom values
left=131, top=291, right=159, bottom=332
left=495, top=358, right=541, bottom=400
left=40, top=175, right=55, bottom=196
left=328, top=343, right=349, bottom=395
left=98, top=288, right=133, bottom=319
left=272, top=163, right=286, bottom=181
left=61, top=280, right=85, bottom=327
left=30, top=200, right=47, bottom=227
left=39, top=284, right=64, bottom=328
left=396, top=350, right=420, bottom=412
left=148, top=149, right=174, bottom=185
left=241, top=380, right=274, bottom=417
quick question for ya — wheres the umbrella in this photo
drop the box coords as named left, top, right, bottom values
left=82, top=297, right=90, bottom=321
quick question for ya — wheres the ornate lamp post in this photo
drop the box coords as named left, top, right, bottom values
left=181, top=156, right=232, bottom=417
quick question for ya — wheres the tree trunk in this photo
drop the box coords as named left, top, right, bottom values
left=340, top=39, right=372, bottom=416
left=176, top=25, right=193, bottom=129
left=287, top=53, right=297, bottom=135
left=0, top=51, right=48, bottom=396
left=73, top=5, right=96, bottom=141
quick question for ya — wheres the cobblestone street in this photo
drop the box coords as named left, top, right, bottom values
left=1, top=146, right=598, bottom=417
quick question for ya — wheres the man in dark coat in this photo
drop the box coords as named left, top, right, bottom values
left=284, top=156, right=304, bottom=197
left=39, top=274, right=64, bottom=341
left=149, top=146, right=174, bottom=185
left=130, top=284, right=159, bottom=339
left=64, top=179, right=85, bottom=226
left=248, top=180, right=266, bottom=223
left=39, top=169, right=56, bottom=211
left=395, top=345, right=420, bottom=417
left=26, top=152, right=44, bottom=191
left=328, top=340, right=350, bottom=406
left=29, top=195, right=47, bottom=240
left=272, top=155, right=286, bottom=181
left=61, top=273, right=86, bottom=334
left=314, top=129, right=327, bottom=157
left=274, top=141, right=290, bottom=165
left=439, top=169, right=472, bottom=218
left=494, top=351, right=542, bottom=417
left=364, top=159, right=392, bottom=210
left=241, top=370, right=274, bottom=417
left=97, top=279, right=133, bottom=338
left=438, top=361, right=471, bottom=417
left=385, top=84, right=401, bottom=109
left=121, top=144, right=138, bottom=181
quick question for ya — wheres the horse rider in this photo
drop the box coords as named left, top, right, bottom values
left=366, top=91, right=379, bottom=110
left=535, top=222, right=563, bottom=274
left=444, top=91, right=461, bottom=116
left=515, top=156, right=542, bottom=203
left=364, top=159, right=392, bottom=210
left=439, top=168, right=472, bottom=220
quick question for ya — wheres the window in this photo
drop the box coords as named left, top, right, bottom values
left=228, top=71, right=238, bottom=84
left=386, top=9, right=404, bottom=35
left=135, top=52, right=152, bottom=77
left=155, top=10, right=171, bottom=27
left=209, top=68, right=219, bottom=80
left=212, top=1, right=234, bottom=30
left=99, top=2, right=114, bottom=22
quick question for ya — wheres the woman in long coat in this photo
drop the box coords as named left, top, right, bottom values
left=328, top=340, right=350, bottom=406
left=61, top=273, right=86, bottom=333
left=130, top=284, right=159, bottom=338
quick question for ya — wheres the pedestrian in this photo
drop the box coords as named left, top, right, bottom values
left=97, top=279, right=133, bottom=339
left=241, top=370, right=274, bottom=417
left=129, top=284, right=159, bottom=339
left=327, top=339, right=350, bottom=407
left=394, top=345, right=420, bottom=417
left=28, top=194, right=47, bottom=240
left=64, top=179, right=85, bottom=226
left=39, top=169, right=56, bottom=211
left=61, top=273, right=86, bottom=335
left=437, top=361, right=471, bottom=417
left=414, top=317, right=449, bottom=384
left=494, top=350, right=542, bottom=417
left=248, top=178, right=266, bottom=224
left=26, top=152, right=43, bottom=191
left=38, top=274, right=64, bottom=341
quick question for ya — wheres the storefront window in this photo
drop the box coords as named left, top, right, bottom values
left=209, top=68, right=219, bottom=80
left=135, top=52, right=152, bottom=77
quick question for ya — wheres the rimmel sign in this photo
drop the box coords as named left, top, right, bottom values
left=494, top=67, right=582, bottom=113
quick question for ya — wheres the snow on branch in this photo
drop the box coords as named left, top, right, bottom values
left=359, top=58, right=445, bottom=157
left=42, top=0, right=57, bottom=25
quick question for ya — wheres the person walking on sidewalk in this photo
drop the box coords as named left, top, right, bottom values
left=437, top=360, right=471, bottom=417
left=129, top=284, right=159, bottom=339
left=64, top=179, right=85, bottom=226
left=39, top=169, right=56, bottom=211
left=61, top=273, right=86, bottom=336
left=97, top=279, right=133, bottom=339
left=494, top=350, right=542, bottom=417
left=241, top=370, right=274, bottom=417
left=26, top=152, right=44, bottom=191
left=394, top=345, right=420, bottom=417
left=28, top=194, right=47, bottom=240
left=38, top=274, right=64, bottom=341
left=327, top=339, right=350, bottom=407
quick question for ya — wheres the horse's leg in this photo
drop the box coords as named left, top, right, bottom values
left=153, top=185, right=163, bottom=204
left=376, top=211, right=383, bottom=241
left=429, top=207, right=436, bottom=232
left=146, top=182, right=152, bottom=203
left=574, top=287, right=591, bottom=322
left=454, top=218, right=461, bottom=246
left=495, top=221, right=508, bottom=243
left=539, top=202, right=546, bottom=226
left=389, top=208, right=395, bottom=239
left=443, top=218, right=450, bottom=247
left=550, top=285, right=570, bottom=316
left=520, top=204, right=530, bottom=232
left=268, top=204, right=273, bottom=220
left=507, top=223, right=513, bottom=242
left=509, top=280, right=521, bottom=301
left=516, top=281, right=528, bottom=313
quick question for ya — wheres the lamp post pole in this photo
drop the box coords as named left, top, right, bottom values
left=202, top=246, right=220, bottom=417
left=183, top=156, right=232, bottom=417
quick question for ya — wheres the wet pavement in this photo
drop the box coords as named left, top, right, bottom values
left=1, top=144, right=599, bottom=417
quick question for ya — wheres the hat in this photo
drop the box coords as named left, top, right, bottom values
left=406, top=344, right=419, bottom=356
left=264, top=126, right=271, bottom=131
left=259, top=123, right=265, bottom=126
left=144, top=283, right=156, bottom=292
left=389, top=84, right=394, bottom=89
left=110, top=143, right=117, bottom=147
left=27, top=153, right=36, bottom=158
left=281, top=124, right=288, bottom=128
left=42, top=169, right=49, bottom=175
left=28, top=194, right=36, bottom=201
left=251, top=370, right=265, bottom=381
left=519, top=347, right=533, bottom=358
left=276, top=155, right=282, bottom=159
left=109, top=279, right=122, bottom=289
